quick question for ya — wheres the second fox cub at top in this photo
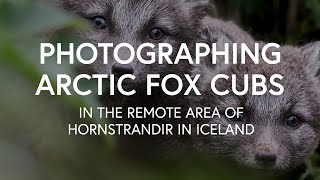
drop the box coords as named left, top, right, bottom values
left=55, top=0, right=209, bottom=86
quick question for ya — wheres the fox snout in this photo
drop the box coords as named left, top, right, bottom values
left=255, top=143, right=277, bottom=167
left=112, top=63, right=134, bottom=77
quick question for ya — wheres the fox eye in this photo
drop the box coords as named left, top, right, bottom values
left=286, top=115, right=301, bottom=127
left=92, top=17, right=107, bottom=29
left=149, top=28, right=165, bottom=40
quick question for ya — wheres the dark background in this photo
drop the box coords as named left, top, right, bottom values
left=212, top=0, right=320, bottom=44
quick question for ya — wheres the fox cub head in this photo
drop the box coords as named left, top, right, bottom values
left=191, top=26, right=320, bottom=171
left=55, top=0, right=209, bottom=85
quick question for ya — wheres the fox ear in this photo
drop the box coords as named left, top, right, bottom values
left=301, top=42, right=320, bottom=78
left=191, top=25, right=233, bottom=85
left=198, top=24, right=235, bottom=70
left=184, top=0, right=211, bottom=17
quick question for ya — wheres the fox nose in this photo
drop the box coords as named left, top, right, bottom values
left=112, top=63, right=134, bottom=77
left=255, top=152, right=277, bottom=166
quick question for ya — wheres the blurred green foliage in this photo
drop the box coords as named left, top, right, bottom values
left=0, top=0, right=319, bottom=180
left=0, top=1, right=111, bottom=180
left=306, top=0, right=320, bottom=27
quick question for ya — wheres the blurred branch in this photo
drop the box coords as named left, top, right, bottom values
left=286, top=0, right=299, bottom=35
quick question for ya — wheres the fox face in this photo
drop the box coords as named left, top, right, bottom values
left=191, top=26, right=320, bottom=171
left=56, top=0, right=209, bottom=86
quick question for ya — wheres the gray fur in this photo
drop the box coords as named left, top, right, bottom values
left=56, top=0, right=209, bottom=83
left=301, top=42, right=320, bottom=78
left=191, top=22, right=320, bottom=171
left=54, top=0, right=210, bottom=156
left=54, top=0, right=210, bottom=111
